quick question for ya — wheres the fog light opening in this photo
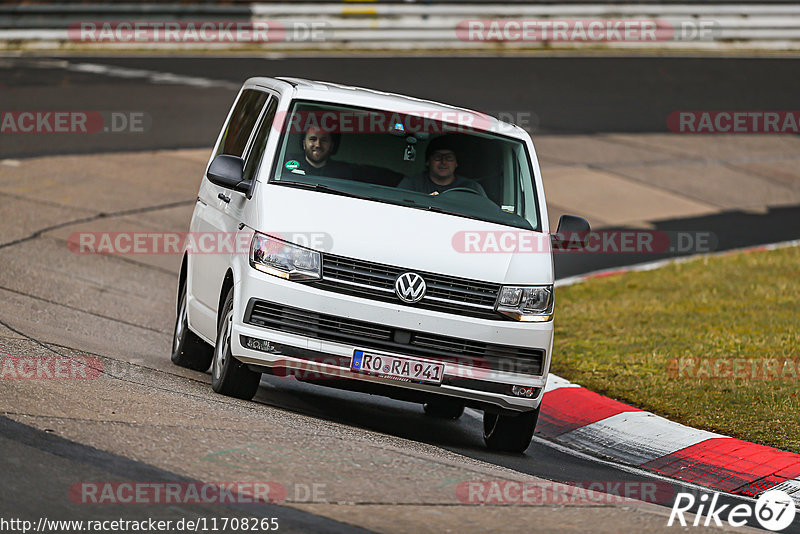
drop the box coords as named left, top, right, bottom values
left=511, top=385, right=537, bottom=398
left=242, top=335, right=278, bottom=354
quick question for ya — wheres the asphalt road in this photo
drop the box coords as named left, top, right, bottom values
left=1, top=54, right=799, bottom=533
left=1, top=416, right=368, bottom=534
left=3, top=55, right=800, bottom=159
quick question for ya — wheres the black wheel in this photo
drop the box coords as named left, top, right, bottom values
left=171, top=282, right=213, bottom=372
left=483, top=407, right=539, bottom=453
left=423, top=398, right=465, bottom=419
left=211, top=288, right=261, bottom=400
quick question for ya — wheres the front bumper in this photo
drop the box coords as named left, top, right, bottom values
left=231, top=267, right=553, bottom=412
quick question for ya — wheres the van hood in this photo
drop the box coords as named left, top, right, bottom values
left=254, top=185, right=554, bottom=285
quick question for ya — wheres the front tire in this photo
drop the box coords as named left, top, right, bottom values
left=483, top=407, right=539, bottom=453
left=171, top=282, right=213, bottom=372
left=211, top=288, right=261, bottom=400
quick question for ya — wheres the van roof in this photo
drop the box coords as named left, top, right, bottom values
left=245, top=76, right=528, bottom=138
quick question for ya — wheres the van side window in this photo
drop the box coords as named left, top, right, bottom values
left=242, top=96, right=279, bottom=182
left=215, top=89, right=269, bottom=158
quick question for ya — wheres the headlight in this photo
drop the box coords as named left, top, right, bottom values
left=496, top=286, right=553, bottom=322
left=249, top=232, right=321, bottom=281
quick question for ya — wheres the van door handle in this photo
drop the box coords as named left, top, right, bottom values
left=218, top=193, right=231, bottom=203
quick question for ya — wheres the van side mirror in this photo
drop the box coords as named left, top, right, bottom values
left=552, top=214, right=591, bottom=250
left=207, top=155, right=251, bottom=194
left=556, top=214, right=590, bottom=234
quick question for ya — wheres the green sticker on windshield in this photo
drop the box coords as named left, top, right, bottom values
left=285, top=160, right=299, bottom=170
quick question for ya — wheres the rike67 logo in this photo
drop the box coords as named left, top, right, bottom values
left=668, top=490, right=796, bottom=531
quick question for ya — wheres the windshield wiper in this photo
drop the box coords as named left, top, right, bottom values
left=405, top=203, right=485, bottom=222
left=273, top=180, right=373, bottom=201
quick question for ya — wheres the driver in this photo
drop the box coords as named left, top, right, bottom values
left=396, top=136, right=486, bottom=196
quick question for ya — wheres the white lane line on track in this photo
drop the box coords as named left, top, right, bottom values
left=464, top=407, right=759, bottom=505
left=68, top=61, right=241, bottom=89
left=18, top=58, right=240, bottom=90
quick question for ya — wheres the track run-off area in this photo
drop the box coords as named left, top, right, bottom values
left=1, top=54, right=799, bottom=533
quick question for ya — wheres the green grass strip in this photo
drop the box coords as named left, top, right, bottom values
left=553, top=245, right=800, bottom=453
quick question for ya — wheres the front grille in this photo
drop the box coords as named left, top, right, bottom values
left=306, top=253, right=504, bottom=320
left=244, top=299, right=544, bottom=376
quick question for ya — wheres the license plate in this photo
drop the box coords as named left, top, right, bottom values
left=351, top=349, right=444, bottom=385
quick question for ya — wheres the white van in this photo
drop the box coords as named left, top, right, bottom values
left=171, top=77, right=589, bottom=452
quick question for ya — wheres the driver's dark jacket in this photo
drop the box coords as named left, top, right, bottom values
left=396, top=172, right=486, bottom=196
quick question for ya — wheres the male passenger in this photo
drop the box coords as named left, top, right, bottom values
left=396, top=136, right=486, bottom=196
left=283, top=126, right=353, bottom=179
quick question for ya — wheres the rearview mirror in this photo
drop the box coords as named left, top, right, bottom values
left=556, top=214, right=590, bottom=234
left=206, top=155, right=251, bottom=194
left=552, top=215, right=591, bottom=250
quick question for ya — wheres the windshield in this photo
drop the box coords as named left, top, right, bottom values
left=269, top=100, right=541, bottom=231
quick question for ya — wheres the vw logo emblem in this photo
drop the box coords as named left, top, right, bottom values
left=395, top=272, right=426, bottom=303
